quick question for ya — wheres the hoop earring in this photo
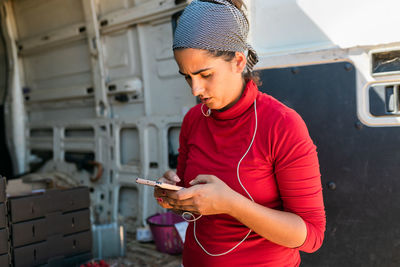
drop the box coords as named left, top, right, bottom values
left=201, top=104, right=211, bottom=117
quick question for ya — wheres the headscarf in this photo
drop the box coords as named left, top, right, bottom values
left=173, top=0, right=259, bottom=72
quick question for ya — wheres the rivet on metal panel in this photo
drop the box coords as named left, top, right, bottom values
left=344, top=63, right=353, bottom=71
left=354, top=121, right=363, bottom=130
left=327, top=181, right=337, bottom=190
left=291, top=67, right=299, bottom=74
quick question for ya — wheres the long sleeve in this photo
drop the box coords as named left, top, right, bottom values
left=176, top=110, right=191, bottom=188
left=272, top=109, right=326, bottom=253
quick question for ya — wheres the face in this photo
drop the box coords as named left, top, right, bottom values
left=174, top=48, right=247, bottom=111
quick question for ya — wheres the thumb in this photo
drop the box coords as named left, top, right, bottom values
left=189, top=175, right=212, bottom=186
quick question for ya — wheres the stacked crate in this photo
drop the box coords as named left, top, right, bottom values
left=8, top=187, right=92, bottom=267
left=0, top=177, right=9, bottom=266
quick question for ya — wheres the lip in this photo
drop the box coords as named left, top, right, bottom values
left=200, top=97, right=211, bottom=104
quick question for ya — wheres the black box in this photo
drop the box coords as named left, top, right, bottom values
left=0, top=253, right=9, bottom=266
left=9, top=187, right=90, bottom=223
left=0, top=228, right=8, bottom=255
left=13, top=230, right=92, bottom=267
left=12, top=209, right=90, bottom=247
left=0, top=203, right=7, bottom=229
left=40, top=252, right=92, bottom=267
left=0, top=177, right=6, bottom=203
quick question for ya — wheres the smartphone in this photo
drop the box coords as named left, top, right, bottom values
left=135, top=178, right=183, bottom=191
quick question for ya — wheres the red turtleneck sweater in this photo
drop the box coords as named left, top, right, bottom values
left=177, top=81, right=326, bottom=267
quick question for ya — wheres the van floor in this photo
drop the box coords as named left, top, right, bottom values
left=107, top=237, right=182, bottom=267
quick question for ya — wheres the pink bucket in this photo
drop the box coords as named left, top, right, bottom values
left=146, top=212, right=185, bottom=254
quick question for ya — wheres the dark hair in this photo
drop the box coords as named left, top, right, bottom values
left=206, top=50, right=262, bottom=86
left=200, top=0, right=248, bottom=24
left=200, top=0, right=246, bottom=10
left=229, top=0, right=245, bottom=9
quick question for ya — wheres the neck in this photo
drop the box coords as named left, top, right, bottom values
left=217, top=79, right=246, bottom=112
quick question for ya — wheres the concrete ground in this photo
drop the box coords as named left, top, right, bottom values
left=106, top=237, right=182, bottom=267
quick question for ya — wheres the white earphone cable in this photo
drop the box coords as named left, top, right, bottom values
left=183, top=100, right=258, bottom=256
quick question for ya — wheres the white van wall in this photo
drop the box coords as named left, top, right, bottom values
left=1, top=0, right=195, bottom=229
left=248, top=0, right=400, bottom=126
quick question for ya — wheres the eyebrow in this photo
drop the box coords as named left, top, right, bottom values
left=178, top=68, right=212, bottom=76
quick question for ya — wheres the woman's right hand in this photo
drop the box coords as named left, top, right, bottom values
left=153, top=170, right=181, bottom=209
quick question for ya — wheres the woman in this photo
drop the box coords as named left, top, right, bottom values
left=154, top=0, right=326, bottom=266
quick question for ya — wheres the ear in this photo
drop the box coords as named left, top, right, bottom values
left=232, top=52, right=247, bottom=74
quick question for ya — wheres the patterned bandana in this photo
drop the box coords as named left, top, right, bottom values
left=173, top=0, right=259, bottom=72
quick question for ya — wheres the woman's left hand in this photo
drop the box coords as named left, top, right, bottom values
left=162, top=174, right=237, bottom=215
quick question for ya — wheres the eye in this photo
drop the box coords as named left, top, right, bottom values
left=201, top=73, right=212, bottom=78
left=184, top=75, right=192, bottom=81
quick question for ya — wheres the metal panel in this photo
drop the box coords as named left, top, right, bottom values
left=4, top=0, right=190, bottom=229
left=102, top=28, right=142, bottom=81
left=12, top=0, right=84, bottom=40
left=137, top=21, right=196, bottom=116
left=259, top=62, right=400, bottom=266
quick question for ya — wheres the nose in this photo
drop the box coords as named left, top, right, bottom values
left=191, top=79, right=205, bottom=97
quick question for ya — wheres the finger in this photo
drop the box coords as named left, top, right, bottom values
left=163, top=170, right=181, bottom=183
left=156, top=197, right=173, bottom=209
left=189, top=175, right=213, bottom=186
left=166, top=197, right=194, bottom=208
left=157, top=176, right=175, bottom=185
left=172, top=205, right=199, bottom=213
left=153, top=187, right=167, bottom=198
left=165, top=198, right=198, bottom=213
left=164, top=187, right=197, bottom=201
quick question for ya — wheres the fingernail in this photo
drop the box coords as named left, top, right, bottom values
left=173, top=175, right=181, bottom=182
